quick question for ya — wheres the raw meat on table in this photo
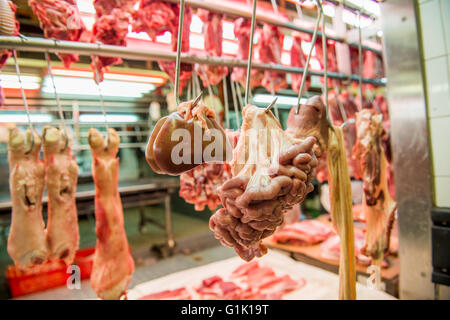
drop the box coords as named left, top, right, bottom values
left=89, top=128, right=135, bottom=300
left=231, top=18, right=263, bottom=89
left=257, top=24, right=287, bottom=93
left=197, top=9, right=228, bottom=87
left=272, top=219, right=334, bottom=245
left=29, top=0, right=87, bottom=68
left=7, top=128, right=48, bottom=269
left=139, top=287, right=191, bottom=300
left=210, top=104, right=318, bottom=261
left=42, top=126, right=79, bottom=265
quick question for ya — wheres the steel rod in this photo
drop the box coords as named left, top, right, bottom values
left=245, top=0, right=257, bottom=105
left=357, top=10, right=364, bottom=111
left=174, top=0, right=185, bottom=104
left=164, top=0, right=381, bottom=54
left=0, top=37, right=385, bottom=86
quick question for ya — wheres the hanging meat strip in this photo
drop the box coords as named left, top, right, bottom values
left=231, top=17, right=263, bottom=89
left=132, top=0, right=177, bottom=39
left=7, top=128, right=48, bottom=269
left=42, top=126, right=79, bottom=265
left=89, top=128, right=135, bottom=300
left=290, top=32, right=311, bottom=94
left=157, top=4, right=193, bottom=92
left=353, top=109, right=397, bottom=265
left=315, top=38, right=340, bottom=89
left=286, top=96, right=356, bottom=300
left=209, top=105, right=317, bottom=261
left=257, top=24, right=287, bottom=93
left=29, top=0, right=87, bottom=68
left=197, top=9, right=228, bottom=87
left=91, top=0, right=136, bottom=82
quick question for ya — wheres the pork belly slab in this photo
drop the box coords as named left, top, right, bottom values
left=210, top=104, right=317, bottom=261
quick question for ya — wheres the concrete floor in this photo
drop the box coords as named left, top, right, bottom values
left=0, top=204, right=216, bottom=299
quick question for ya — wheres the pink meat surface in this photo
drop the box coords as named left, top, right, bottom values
left=273, top=219, right=334, bottom=245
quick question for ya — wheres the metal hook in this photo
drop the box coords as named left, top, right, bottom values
left=244, top=0, right=257, bottom=105
left=45, top=51, right=68, bottom=152
left=265, top=97, right=278, bottom=113
left=223, top=76, right=230, bottom=129
left=93, top=58, right=110, bottom=146
left=192, top=92, right=202, bottom=107
left=230, top=78, right=241, bottom=128
left=295, top=2, right=323, bottom=114
left=174, top=0, right=186, bottom=105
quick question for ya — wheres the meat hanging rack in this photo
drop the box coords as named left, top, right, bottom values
left=0, top=36, right=385, bottom=87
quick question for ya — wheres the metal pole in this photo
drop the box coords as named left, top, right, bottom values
left=296, top=7, right=323, bottom=114
left=174, top=0, right=186, bottom=105
left=358, top=10, right=363, bottom=111
left=245, top=0, right=257, bottom=105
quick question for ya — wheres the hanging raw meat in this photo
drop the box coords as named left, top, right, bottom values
left=42, top=126, right=79, bottom=265
left=146, top=97, right=232, bottom=176
left=231, top=18, right=263, bottom=89
left=257, top=24, right=287, bottom=93
left=89, top=128, right=135, bottom=300
left=197, top=9, right=228, bottom=87
left=7, top=128, right=48, bottom=269
left=209, top=104, right=318, bottom=261
left=290, top=32, right=311, bottom=94
left=0, top=0, right=20, bottom=69
left=157, top=4, right=192, bottom=92
left=286, top=96, right=356, bottom=300
left=91, top=0, right=136, bottom=82
left=29, top=0, right=87, bottom=68
left=132, top=0, right=176, bottom=39
left=179, top=162, right=232, bottom=211
left=315, top=37, right=340, bottom=88
left=353, top=109, right=397, bottom=265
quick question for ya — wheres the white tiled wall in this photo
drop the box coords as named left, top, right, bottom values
left=418, top=0, right=450, bottom=208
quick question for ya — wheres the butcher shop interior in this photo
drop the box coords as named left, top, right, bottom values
left=0, top=0, right=449, bottom=301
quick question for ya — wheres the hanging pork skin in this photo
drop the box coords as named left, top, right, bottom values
left=146, top=98, right=232, bottom=176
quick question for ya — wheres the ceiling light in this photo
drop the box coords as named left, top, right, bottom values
left=0, top=113, right=53, bottom=123
left=79, top=114, right=139, bottom=123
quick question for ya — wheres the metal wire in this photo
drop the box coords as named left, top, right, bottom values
left=223, top=76, right=230, bottom=129
left=230, top=78, right=240, bottom=128
left=244, top=0, right=257, bottom=105
left=174, top=0, right=186, bottom=105
left=295, top=6, right=323, bottom=114
left=269, top=80, right=280, bottom=120
left=93, top=64, right=109, bottom=133
left=235, top=81, right=244, bottom=109
left=12, top=50, right=33, bottom=132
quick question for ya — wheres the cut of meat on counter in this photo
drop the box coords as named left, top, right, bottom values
left=42, top=127, right=79, bottom=265
left=139, top=261, right=305, bottom=300
left=231, top=18, right=264, bottom=89
left=91, top=0, right=136, bottom=82
left=146, top=97, right=232, bottom=176
left=257, top=24, right=288, bottom=93
left=157, top=4, right=193, bottom=93
left=28, top=0, right=88, bottom=68
left=88, top=128, right=135, bottom=300
left=320, top=230, right=387, bottom=267
left=179, top=162, right=232, bottom=211
left=209, top=104, right=318, bottom=261
left=0, top=0, right=20, bottom=69
left=7, top=128, right=48, bottom=269
left=272, top=219, right=334, bottom=246
left=353, top=109, right=397, bottom=266
left=197, top=9, right=228, bottom=87
left=290, top=32, right=311, bottom=94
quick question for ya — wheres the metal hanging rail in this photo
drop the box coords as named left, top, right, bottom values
left=0, top=37, right=385, bottom=86
left=164, top=0, right=381, bottom=54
